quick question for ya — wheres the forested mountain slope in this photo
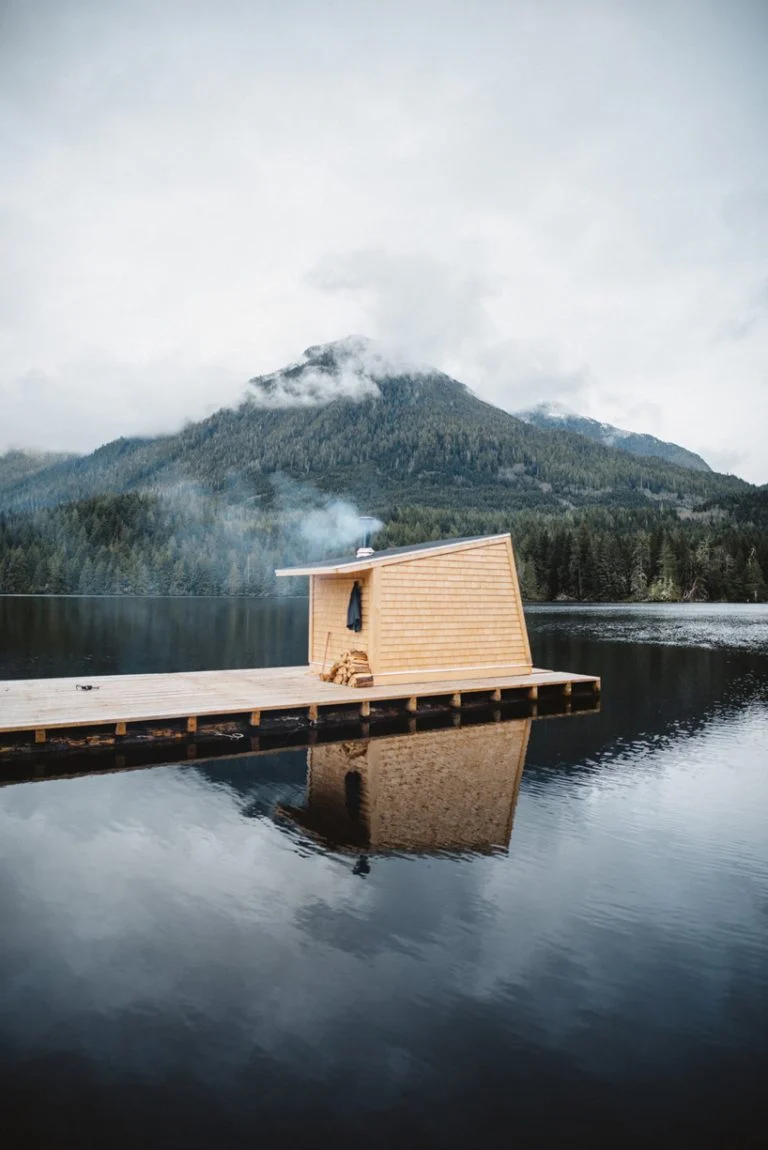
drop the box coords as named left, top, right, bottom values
left=516, top=401, right=712, bottom=473
left=0, top=338, right=747, bottom=515
left=0, top=449, right=79, bottom=502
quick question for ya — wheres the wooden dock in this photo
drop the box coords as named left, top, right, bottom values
left=0, top=664, right=599, bottom=752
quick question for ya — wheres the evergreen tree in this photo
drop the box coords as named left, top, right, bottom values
left=744, top=548, right=766, bottom=602
left=630, top=534, right=650, bottom=600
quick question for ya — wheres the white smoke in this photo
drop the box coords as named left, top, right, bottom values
left=269, top=473, right=383, bottom=558
left=245, top=334, right=431, bottom=409
left=299, top=499, right=383, bottom=554
left=139, top=477, right=383, bottom=597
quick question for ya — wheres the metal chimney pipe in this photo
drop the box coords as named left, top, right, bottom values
left=355, top=516, right=377, bottom=559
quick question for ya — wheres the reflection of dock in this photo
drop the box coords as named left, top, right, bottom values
left=280, top=719, right=531, bottom=856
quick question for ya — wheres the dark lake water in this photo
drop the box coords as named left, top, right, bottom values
left=1, top=598, right=767, bottom=1148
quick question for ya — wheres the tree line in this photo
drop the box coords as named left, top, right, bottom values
left=0, top=492, right=765, bottom=602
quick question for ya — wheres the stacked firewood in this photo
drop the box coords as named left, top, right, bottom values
left=321, top=649, right=373, bottom=688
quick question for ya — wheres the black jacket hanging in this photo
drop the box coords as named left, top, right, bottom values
left=346, top=581, right=363, bottom=632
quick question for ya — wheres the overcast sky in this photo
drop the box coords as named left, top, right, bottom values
left=1, top=0, right=767, bottom=481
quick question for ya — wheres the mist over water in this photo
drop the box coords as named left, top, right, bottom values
left=1, top=602, right=766, bottom=1148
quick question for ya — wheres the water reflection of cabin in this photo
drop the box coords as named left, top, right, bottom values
left=280, top=719, right=531, bottom=856
left=275, top=534, right=532, bottom=685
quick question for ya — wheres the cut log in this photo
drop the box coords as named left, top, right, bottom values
left=321, top=648, right=372, bottom=687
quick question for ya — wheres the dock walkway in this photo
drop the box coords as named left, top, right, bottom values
left=0, top=665, right=599, bottom=745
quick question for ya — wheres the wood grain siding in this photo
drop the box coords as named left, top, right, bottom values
left=374, top=541, right=531, bottom=680
left=310, top=572, right=372, bottom=671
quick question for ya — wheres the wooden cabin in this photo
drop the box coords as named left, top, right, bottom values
left=275, top=533, right=532, bottom=686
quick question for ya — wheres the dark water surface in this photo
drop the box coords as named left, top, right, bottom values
left=1, top=598, right=767, bottom=1148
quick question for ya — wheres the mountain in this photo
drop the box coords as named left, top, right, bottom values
left=0, top=449, right=79, bottom=502
left=0, top=338, right=763, bottom=602
left=515, top=401, right=712, bottom=473
left=0, top=337, right=746, bottom=516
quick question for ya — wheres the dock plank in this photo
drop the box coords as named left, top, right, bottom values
left=0, top=665, right=598, bottom=736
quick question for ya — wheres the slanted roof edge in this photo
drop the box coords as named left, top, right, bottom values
left=275, top=533, right=511, bottom=577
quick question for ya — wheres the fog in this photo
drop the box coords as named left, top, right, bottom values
left=1, top=0, right=767, bottom=480
left=245, top=335, right=430, bottom=408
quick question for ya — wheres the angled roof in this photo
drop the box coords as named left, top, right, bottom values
left=275, top=533, right=510, bottom=577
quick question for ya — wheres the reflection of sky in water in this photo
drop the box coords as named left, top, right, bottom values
left=1, top=604, right=766, bottom=1143
left=1, top=702, right=766, bottom=1103
left=527, top=603, right=768, bottom=651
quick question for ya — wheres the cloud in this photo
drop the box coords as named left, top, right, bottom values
left=717, top=277, right=768, bottom=342
left=307, top=251, right=498, bottom=365
left=721, top=188, right=768, bottom=251
left=469, top=339, right=592, bottom=412
left=246, top=334, right=437, bottom=409
left=1, top=0, right=768, bottom=480
left=594, top=391, right=664, bottom=433
left=247, top=364, right=382, bottom=409
left=1, top=354, right=245, bottom=454
left=698, top=446, right=749, bottom=477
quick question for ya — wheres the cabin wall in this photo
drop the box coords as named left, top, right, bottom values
left=309, top=572, right=373, bottom=672
left=372, top=539, right=531, bottom=683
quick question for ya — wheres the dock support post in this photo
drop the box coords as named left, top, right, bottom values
left=249, top=710, right=261, bottom=728
left=593, top=678, right=601, bottom=695
left=360, top=700, right=371, bottom=719
left=491, top=688, right=501, bottom=703
left=116, top=721, right=127, bottom=737
left=34, top=729, right=46, bottom=745
left=528, top=686, right=538, bottom=701
left=405, top=697, right=418, bottom=714
left=450, top=692, right=462, bottom=709
left=186, top=717, right=197, bottom=734
left=562, top=681, right=572, bottom=697
left=308, top=704, right=319, bottom=724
